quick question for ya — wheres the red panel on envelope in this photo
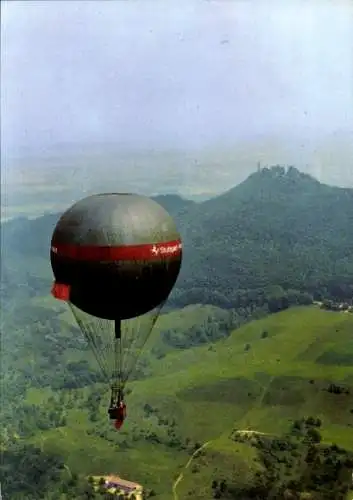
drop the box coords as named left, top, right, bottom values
left=51, top=282, right=71, bottom=301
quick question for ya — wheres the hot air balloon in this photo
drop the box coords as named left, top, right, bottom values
left=50, top=193, right=182, bottom=429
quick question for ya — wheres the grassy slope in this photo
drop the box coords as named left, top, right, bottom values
left=24, top=305, right=353, bottom=498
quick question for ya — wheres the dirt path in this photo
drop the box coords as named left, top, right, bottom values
left=235, top=375, right=275, bottom=432
left=171, top=430, right=271, bottom=500
left=172, top=378, right=276, bottom=499
left=172, top=440, right=212, bottom=500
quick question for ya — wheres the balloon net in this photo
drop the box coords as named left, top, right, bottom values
left=68, top=302, right=164, bottom=389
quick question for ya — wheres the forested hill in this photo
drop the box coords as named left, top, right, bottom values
left=175, top=166, right=353, bottom=305
left=2, top=166, right=353, bottom=307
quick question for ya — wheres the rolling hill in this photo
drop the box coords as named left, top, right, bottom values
left=3, top=304, right=353, bottom=498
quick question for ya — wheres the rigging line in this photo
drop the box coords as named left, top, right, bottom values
left=120, top=314, right=145, bottom=381
left=97, top=316, right=114, bottom=380
left=112, top=337, right=121, bottom=387
left=70, top=306, right=110, bottom=383
left=121, top=318, right=153, bottom=379
left=123, top=302, right=165, bottom=383
left=81, top=321, right=108, bottom=380
left=110, top=320, right=123, bottom=393
left=91, top=316, right=113, bottom=382
left=84, top=324, right=110, bottom=382
left=120, top=315, right=151, bottom=383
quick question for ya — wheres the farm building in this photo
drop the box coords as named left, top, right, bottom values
left=96, top=474, right=143, bottom=498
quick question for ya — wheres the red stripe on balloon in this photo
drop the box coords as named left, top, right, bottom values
left=50, top=239, right=182, bottom=262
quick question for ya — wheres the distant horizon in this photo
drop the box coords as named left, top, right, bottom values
left=3, top=133, right=353, bottom=192
left=2, top=1, right=352, bottom=191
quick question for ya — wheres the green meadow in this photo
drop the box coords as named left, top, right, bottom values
left=18, top=304, right=353, bottom=498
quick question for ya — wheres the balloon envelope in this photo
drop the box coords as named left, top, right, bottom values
left=50, top=193, right=182, bottom=320
left=50, top=193, right=182, bottom=388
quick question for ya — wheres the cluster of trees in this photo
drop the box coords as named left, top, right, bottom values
left=157, top=286, right=313, bottom=353
left=16, top=403, right=66, bottom=437
left=88, top=401, right=199, bottom=455
left=170, top=284, right=314, bottom=313
left=1, top=440, right=145, bottom=499
left=326, top=383, right=350, bottom=395
left=1, top=441, right=83, bottom=499
left=159, top=310, right=233, bottom=350
left=2, top=299, right=105, bottom=395
left=320, top=299, right=353, bottom=311
left=225, top=416, right=353, bottom=499
left=139, top=404, right=202, bottom=454
left=1, top=389, right=81, bottom=443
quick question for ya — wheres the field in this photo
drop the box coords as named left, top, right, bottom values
left=18, top=304, right=353, bottom=499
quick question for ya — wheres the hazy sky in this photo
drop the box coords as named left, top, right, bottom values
left=1, top=0, right=353, bottom=184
